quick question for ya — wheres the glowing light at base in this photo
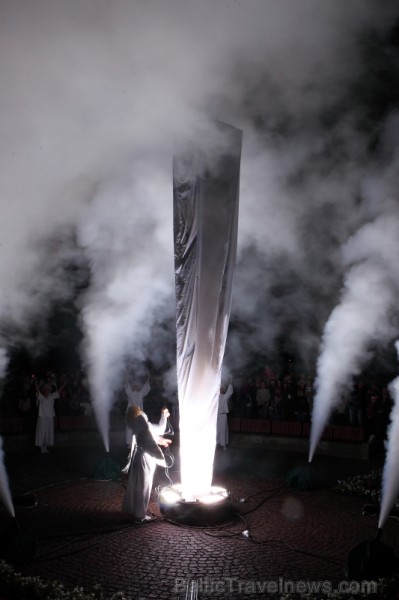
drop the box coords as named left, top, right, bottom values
left=159, top=484, right=228, bottom=507
left=159, top=483, right=231, bottom=525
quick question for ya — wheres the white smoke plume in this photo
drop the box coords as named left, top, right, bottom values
left=0, top=1, right=398, bottom=457
left=0, top=352, right=13, bottom=516
left=379, top=341, right=399, bottom=529
left=309, top=214, right=399, bottom=461
left=77, top=166, right=175, bottom=448
left=0, top=437, right=15, bottom=517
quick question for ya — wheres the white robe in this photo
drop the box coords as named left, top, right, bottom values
left=35, top=391, right=59, bottom=447
left=216, top=384, right=233, bottom=448
left=122, top=410, right=168, bottom=474
left=122, top=413, right=165, bottom=520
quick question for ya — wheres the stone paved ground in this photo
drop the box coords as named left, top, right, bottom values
left=0, top=441, right=397, bottom=599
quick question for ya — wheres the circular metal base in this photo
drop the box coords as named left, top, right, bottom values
left=159, top=484, right=236, bottom=526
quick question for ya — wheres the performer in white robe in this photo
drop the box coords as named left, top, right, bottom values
left=122, top=405, right=171, bottom=521
left=122, top=406, right=170, bottom=473
left=124, top=374, right=151, bottom=445
left=216, top=383, right=233, bottom=450
left=34, top=376, right=68, bottom=453
left=35, top=385, right=58, bottom=453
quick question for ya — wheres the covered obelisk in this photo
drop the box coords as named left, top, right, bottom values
left=173, top=122, right=242, bottom=500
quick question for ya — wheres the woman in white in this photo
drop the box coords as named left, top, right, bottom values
left=216, top=383, right=233, bottom=450
left=122, top=404, right=171, bottom=521
left=122, top=406, right=170, bottom=474
left=35, top=378, right=67, bottom=454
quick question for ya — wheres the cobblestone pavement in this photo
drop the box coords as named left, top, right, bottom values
left=0, top=442, right=396, bottom=599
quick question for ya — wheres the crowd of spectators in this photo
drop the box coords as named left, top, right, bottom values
left=0, top=361, right=394, bottom=450
left=227, top=366, right=393, bottom=448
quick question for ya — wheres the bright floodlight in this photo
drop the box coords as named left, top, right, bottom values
left=159, top=483, right=233, bottom=526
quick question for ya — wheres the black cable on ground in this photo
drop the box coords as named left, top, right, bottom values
left=193, top=489, right=343, bottom=567
left=239, top=484, right=285, bottom=515
left=31, top=516, right=164, bottom=564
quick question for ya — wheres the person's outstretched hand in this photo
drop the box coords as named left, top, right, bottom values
left=157, top=436, right=172, bottom=447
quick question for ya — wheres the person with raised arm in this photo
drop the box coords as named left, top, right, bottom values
left=34, top=374, right=68, bottom=454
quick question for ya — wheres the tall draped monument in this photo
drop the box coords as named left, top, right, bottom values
left=173, top=122, right=242, bottom=500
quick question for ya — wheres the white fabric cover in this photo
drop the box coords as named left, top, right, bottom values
left=173, top=122, right=242, bottom=499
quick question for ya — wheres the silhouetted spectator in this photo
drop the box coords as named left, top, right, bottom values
left=375, top=386, right=392, bottom=451
left=67, top=371, right=86, bottom=415
left=256, top=380, right=270, bottom=419
left=281, top=376, right=296, bottom=420
left=348, top=378, right=367, bottom=427
left=217, top=383, right=233, bottom=450
left=242, top=377, right=258, bottom=418
left=294, top=383, right=309, bottom=423
left=270, top=380, right=283, bottom=420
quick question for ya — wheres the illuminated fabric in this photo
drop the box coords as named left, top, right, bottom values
left=173, top=122, right=242, bottom=499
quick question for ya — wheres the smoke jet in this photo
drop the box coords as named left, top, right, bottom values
left=0, top=437, right=15, bottom=518
left=309, top=214, right=399, bottom=462
left=378, top=341, right=399, bottom=529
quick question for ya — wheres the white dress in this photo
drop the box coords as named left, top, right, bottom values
left=216, top=384, right=233, bottom=449
left=122, top=413, right=165, bottom=520
left=35, top=391, right=59, bottom=447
